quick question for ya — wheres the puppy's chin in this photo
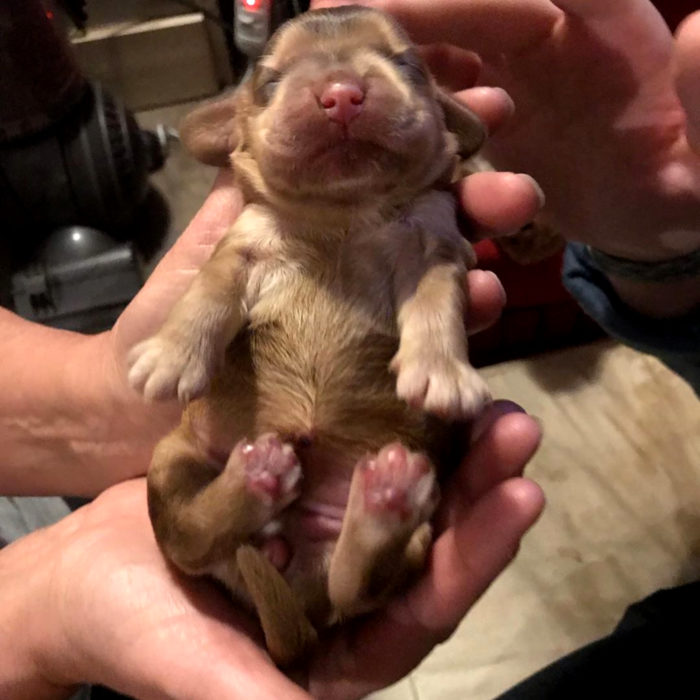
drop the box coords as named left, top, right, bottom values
left=254, top=122, right=443, bottom=203
left=262, top=141, right=396, bottom=191
left=256, top=148, right=425, bottom=204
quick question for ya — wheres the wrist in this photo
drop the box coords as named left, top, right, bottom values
left=0, top=312, right=105, bottom=494
left=586, top=246, right=700, bottom=318
left=607, top=274, right=700, bottom=318
left=0, top=311, right=176, bottom=496
left=61, top=330, right=179, bottom=494
left=0, top=525, right=76, bottom=699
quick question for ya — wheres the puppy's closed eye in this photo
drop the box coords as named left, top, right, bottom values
left=390, top=49, right=429, bottom=87
left=253, top=67, right=283, bottom=106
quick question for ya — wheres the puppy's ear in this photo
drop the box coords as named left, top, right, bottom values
left=437, top=89, right=486, bottom=158
left=178, top=93, right=240, bottom=167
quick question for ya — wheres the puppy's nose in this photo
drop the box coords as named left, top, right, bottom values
left=319, top=81, right=365, bottom=125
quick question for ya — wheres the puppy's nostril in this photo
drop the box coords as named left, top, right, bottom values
left=319, top=81, right=365, bottom=125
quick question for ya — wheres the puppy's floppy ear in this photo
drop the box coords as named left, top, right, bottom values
left=178, top=92, right=240, bottom=167
left=437, top=88, right=486, bottom=158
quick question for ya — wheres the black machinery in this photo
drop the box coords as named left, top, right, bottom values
left=0, top=0, right=308, bottom=333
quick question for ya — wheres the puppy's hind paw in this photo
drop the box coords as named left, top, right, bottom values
left=361, top=443, right=438, bottom=526
left=232, top=433, right=302, bottom=510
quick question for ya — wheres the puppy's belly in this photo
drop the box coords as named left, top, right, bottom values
left=185, top=315, right=432, bottom=491
left=179, top=312, right=454, bottom=625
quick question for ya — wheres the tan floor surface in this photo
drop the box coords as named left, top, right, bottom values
left=139, top=103, right=700, bottom=700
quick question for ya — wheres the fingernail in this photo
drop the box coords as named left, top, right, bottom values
left=492, top=86, right=515, bottom=119
left=469, top=400, right=526, bottom=444
left=517, top=173, right=546, bottom=208
left=483, top=270, right=507, bottom=306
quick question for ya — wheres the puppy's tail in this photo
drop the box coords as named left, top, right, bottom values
left=236, top=545, right=318, bottom=667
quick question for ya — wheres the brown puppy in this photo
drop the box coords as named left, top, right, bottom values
left=128, top=6, right=491, bottom=666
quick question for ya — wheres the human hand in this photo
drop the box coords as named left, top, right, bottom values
left=314, top=0, right=700, bottom=261
left=0, top=402, right=542, bottom=700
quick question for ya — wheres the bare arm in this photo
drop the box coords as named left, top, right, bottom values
left=0, top=310, right=134, bottom=496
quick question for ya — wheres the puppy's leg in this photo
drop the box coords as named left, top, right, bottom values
left=391, top=191, right=491, bottom=421
left=235, top=545, right=318, bottom=667
left=327, top=443, right=438, bottom=617
left=128, top=206, right=274, bottom=403
left=148, top=430, right=302, bottom=574
left=392, top=256, right=492, bottom=420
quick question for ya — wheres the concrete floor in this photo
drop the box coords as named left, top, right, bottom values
left=135, top=102, right=700, bottom=700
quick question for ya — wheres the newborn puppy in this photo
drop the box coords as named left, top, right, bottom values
left=128, top=5, right=491, bottom=666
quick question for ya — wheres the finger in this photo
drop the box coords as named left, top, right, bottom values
left=420, top=44, right=481, bottom=92
left=458, top=404, right=542, bottom=501
left=549, top=0, right=653, bottom=20
left=464, top=269, right=506, bottom=336
left=674, top=11, right=700, bottom=153
left=454, top=86, right=515, bottom=136
left=310, top=0, right=560, bottom=56
left=458, top=171, right=545, bottom=237
left=311, top=478, right=544, bottom=698
left=434, top=400, right=541, bottom=531
left=404, top=478, right=544, bottom=636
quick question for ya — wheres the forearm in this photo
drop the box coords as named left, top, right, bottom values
left=607, top=274, right=700, bottom=318
left=0, top=310, right=170, bottom=496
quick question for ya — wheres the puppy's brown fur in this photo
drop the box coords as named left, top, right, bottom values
left=129, top=6, right=491, bottom=666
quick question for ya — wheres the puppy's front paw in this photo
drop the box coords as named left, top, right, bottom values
left=127, top=334, right=214, bottom=403
left=392, top=352, right=491, bottom=420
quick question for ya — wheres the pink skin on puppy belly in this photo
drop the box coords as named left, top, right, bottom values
left=260, top=535, right=293, bottom=571
left=293, top=501, right=345, bottom=542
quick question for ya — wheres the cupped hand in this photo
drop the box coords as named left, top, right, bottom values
left=4, top=402, right=542, bottom=700
left=314, top=0, right=700, bottom=263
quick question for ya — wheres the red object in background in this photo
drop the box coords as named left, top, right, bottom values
left=469, top=241, right=603, bottom=367
left=469, top=2, right=695, bottom=366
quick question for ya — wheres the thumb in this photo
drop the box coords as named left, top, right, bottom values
left=309, top=0, right=558, bottom=56
left=674, top=10, right=700, bottom=154
left=111, top=169, right=243, bottom=351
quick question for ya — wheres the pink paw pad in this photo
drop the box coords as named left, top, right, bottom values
left=236, top=434, right=302, bottom=505
left=361, top=443, right=436, bottom=521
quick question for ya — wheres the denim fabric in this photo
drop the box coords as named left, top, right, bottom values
left=0, top=495, right=70, bottom=547
left=563, top=243, right=700, bottom=395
